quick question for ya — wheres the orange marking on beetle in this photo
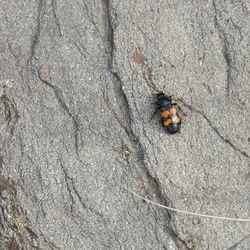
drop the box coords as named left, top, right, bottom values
left=160, top=111, right=169, bottom=118
left=163, top=118, right=173, bottom=126
left=163, top=116, right=181, bottom=127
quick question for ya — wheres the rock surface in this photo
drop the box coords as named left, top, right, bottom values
left=0, top=0, right=250, bottom=249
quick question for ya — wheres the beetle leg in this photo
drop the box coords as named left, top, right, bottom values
left=149, top=109, right=158, bottom=123
left=177, top=105, right=187, bottom=116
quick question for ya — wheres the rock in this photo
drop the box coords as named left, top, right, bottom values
left=0, top=0, right=249, bottom=249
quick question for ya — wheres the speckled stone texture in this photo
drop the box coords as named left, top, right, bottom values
left=0, top=0, right=250, bottom=249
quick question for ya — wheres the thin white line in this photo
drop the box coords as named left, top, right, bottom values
left=125, top=188, right=250, bottom=222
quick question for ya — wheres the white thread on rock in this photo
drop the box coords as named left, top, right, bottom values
left=125, top=188, right=250, bottom=222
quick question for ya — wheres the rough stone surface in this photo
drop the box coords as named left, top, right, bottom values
left=0, top=0, right=250, bottom=249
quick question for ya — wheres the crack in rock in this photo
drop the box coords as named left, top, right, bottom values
left=26, top=0, right=81, bottom=159
left=177, top=98, right=249, bottom=159
left=104, top=0, right=136, bottom=139
left=212, top=0, right=233, bottom=97
left=226, top=234, right=250, bottom=250
left=37, top=71, right=81, bottom=159
left=105, top=2, right=190, bottom=248
left=103, top=88, right=131, bottom=137
left=52, top=0, right=62, bottom=36
left=58, top=156, right=102, bottom=217
left=59, top=157, right=85, bottom=213
left=104, top=0, right=114, bottom=70
left=26, top=0, right=44, bottom=74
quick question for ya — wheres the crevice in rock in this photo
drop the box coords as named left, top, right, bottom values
left=212, top=0, right=233, bottom=97
left=58, top=156, right=102, bottom=217
left=25, top=0, right=81, bottom=159
left=59, top=157, right=81, bottom=214
left=51, top=0, right=62, bottom=36
left=176, top=98, right=249, bottom=159
left=26, top=0, right=44, bottom=74
left=168, top=227, right=193, bottom=250
left=37, top=71, right=80, bottom=159
left=103, top=0, right=136, bottom=140
left=39, top=231, right=60, bottom=249
left=0, top=155, right=4, bottom=172
left=104, top=2, right=189, bottom=248
left=103, top=89, right=130, bottom=137
left=226, top=234, right=250, bottom=250
left=223, top=40, right=232, bottom=97
left=230, top=18, right=243, bottom=42
left=66, top=38, right=88, bottom=61
left=25, top=226, right=39, bottom=243
left=134, top=136, right=191, bottom=250
left=82, top=0, right=96, bottom=26
left=104, top=0, right=114, bottom=70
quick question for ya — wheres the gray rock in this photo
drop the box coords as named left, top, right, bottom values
left=0, top=0, right=249, bottom=249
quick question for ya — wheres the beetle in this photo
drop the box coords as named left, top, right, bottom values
left=156, top=92, right=181, bottom=134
